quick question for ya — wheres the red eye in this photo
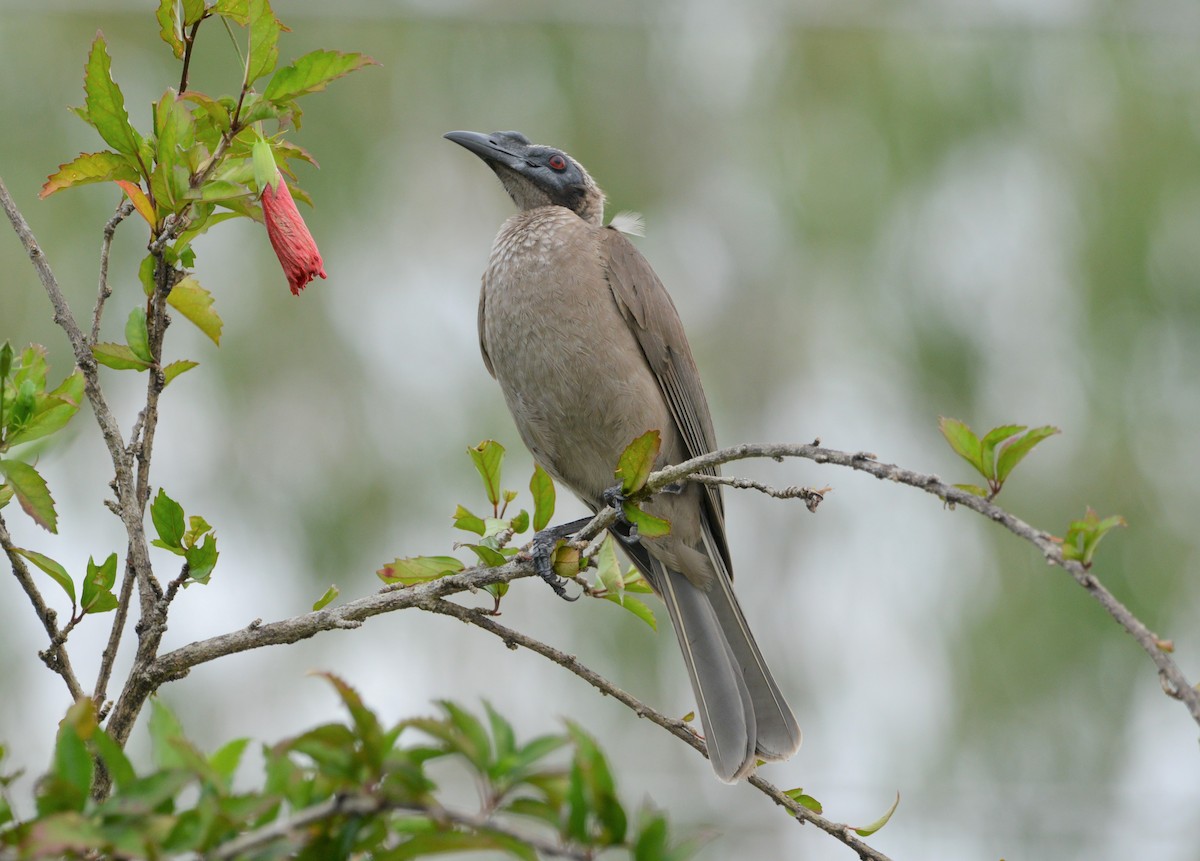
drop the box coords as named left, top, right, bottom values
left=548, top=154, right=567, bottom=171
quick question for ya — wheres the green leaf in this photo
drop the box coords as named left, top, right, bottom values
left=468, top=440, right=505, bottom=508
left=155, top=0, right=184, bottom=58
left=82, top=552, right=118, bottom=614
left=154, top=93, right=197, bottom=181
left=7, top=369, right=85, bottom=447
left=1061, top=507, right=1127, bottom=567
left=377, top=555, right=464, bottom=585
left=51, top=700, right=97, bottom=814
left=530, top=463, right=555, bottom=532
left=10, top=379, right=36, bottom=428
left=312, top=584, right=339, bottom=611
left=0, top=459, right=58, bottom=533
left=603, top=593, right=656, bottom=630
left=166, top=276, right=223, bottom=345
left=783, top=787, right=823, bottom=813
left=13, top=547, right=74, bottom=604
left=148, top=698, right=190, bottom=770
left=92, top=342, right=151, bottom=371
left=246, top=0, right=282, bottom=84
left=214, top=0, right=250, bottom=25
left=181, top=0, right=206, bottom=26
left=622, top=502, right=671, bottom=538
left=622, top=567, right=654, bottom=594
left=978, top=424, right=1026, bottom=481
left=463, top=543, right=507, bottom=567
left=185, top=533, right=219, bottom=583
left=13, top=344, right=48, bottom=388
left=452, top=504, right=486, bottom=536
left=939, top=417, right=983, bottom=476
left=995, top=425, right=1060, bottom=484
left=483, top=701, right=516, bottom=765
left=264, top=50, right=379, bottom=102
left=615, top=429, right=661, bottom=495
left=90, top=728, right=136, bottom=790
left=162, top=360, right=199, bottom=387
left=84, top=34, right=143, bottom=159
left=151, top=488, right=186, bottom=549
left=594, top=536, right=623, bottom=594
left=125, top=306, right=152, bottom=363
left=209, top=737, right=250, bottom=788
left=0, top=483, right=13, bottom=510
left=182, top=514, right=212, bottom=548
left=39, top=150, right=140, bottom=198
left=0, top=341, right=12, bottom=381
left=952, top=483, right=989, bottom=497
left=509, top=508, right=530, bottom=534
left=185, top=180, right=253, bottom=203
left=852, top=791, right=900, bottom=837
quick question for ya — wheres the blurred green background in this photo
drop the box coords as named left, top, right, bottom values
left=2, top=1, right=1198, bottom=857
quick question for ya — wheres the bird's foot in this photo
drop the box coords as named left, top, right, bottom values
left=601, top=484, right=641, bottom=543
left=522, top=517, right=590, bottom=602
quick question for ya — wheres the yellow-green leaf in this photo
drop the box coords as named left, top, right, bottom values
left=162, top=360, right=199, bottom=387
left=377, top=555, right=464, bottom=586
left=622, top=502, right=671, bottom=539
left=938, top=417, right=983, bottom=475
left=39, top=151, right=140, bottom=199
left=155, top=0, right=184, bottom=58
left=312, top=585, right=339, bottom=611
left=0, top=460, right=58, bottom=533
left=530, top=463, right=555, bottom=532
left=603, top=593, right=656, bottom=630
left=615, top=429, right=660, bottom=494
left=83, top=34, right=143, bottom=158
left=452, top=504, right=486, bottom=536
left=264, top=50, right=379, bottom=102
left=246, top=0, right=281, bottom=84
left=468, top=440, right=505, bottom=508
left=125, top=306, right=152, bottom=363
left=995, top=425, right=1060, bottom=484
left=13, top=546, right=74, bottom=603
left=167, top=276, right=223, bottom=345
left=852, top=792, right=900, bottom=837
left=92, top=343, right=151, bottom=371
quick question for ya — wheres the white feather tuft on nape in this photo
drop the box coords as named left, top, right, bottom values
left=609, top=210, right=645, bottom=237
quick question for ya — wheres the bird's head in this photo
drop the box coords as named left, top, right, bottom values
left=444, top=130, right=605, bottom=226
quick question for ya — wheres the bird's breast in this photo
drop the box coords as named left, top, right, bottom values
left=479, top=209, right=671, bottom=501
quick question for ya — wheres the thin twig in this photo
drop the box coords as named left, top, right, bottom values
left=178, top=18, right=203, bottom=94
left=0, top=175, right=132, bottom=497
left=92, top=554, right=139, bottom=714
left=421, top=598, right=894, bottom=861
left=0, top=514, right=84, bottom=701
left=688, top=472, right=829, bottom=512
left=90, top=199, right=134, bottom=346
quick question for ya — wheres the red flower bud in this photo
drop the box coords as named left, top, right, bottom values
left=261, top=170, right=327, bottom=295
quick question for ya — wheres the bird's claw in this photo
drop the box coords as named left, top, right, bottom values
left=523, top=519, right=590, bottom=602
left=602, top=484, right=642, bottom=544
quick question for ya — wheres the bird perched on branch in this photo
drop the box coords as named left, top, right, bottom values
left=445, top=130, right=801, bottom=782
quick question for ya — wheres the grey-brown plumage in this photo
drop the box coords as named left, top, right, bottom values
left=445, top=130, right=801, bottom=781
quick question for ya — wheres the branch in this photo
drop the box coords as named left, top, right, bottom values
left=0, top=514, right=84, bottom=701
left=688, top=472, right=828, bottom=511
left=90, top=199, right=134, bottom=346
left=646, top=441, right=1200, bottom=726
left=145, top=441, right=1200, bottom=734
left=0, top=175, right=133, bottom=503
left=205, top=792, right=591, bottom=861
left=420, top=597, right=894, bottom=861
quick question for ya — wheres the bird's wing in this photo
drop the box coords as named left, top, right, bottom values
left=478, top=279, right=495, bottom=378
left=600, top=226, right=731, bottom=569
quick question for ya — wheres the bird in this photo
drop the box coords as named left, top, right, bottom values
left=444, top=129, right=801, bottom=782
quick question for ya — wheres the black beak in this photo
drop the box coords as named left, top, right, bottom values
left=444, top=130, right=528, bottom=172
